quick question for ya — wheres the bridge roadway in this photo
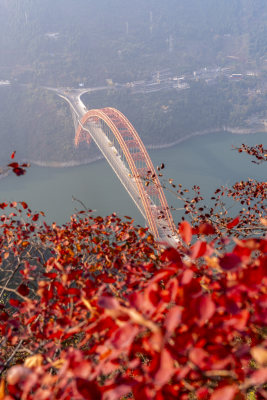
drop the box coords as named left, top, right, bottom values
left=47, top=87, right=179, bottom=246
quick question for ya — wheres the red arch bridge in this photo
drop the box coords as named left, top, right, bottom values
left=53, top=87, right=178, bottom=246
left=75, top=107, right=178, bottom=245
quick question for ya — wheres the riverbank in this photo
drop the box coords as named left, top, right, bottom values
left=27, top=126, right=266, bottom=167
left=29, top=155, right=103, bottom=168
left=147, top=126, right=266, bottom=150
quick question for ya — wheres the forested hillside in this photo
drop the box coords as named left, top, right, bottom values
left=0, top=86, right=95, bottom=164
left=82, top=78, right=267, bottom=146
left=0, top=0, right=267, bottom=164
left=1, top=0, right=267, bottom=85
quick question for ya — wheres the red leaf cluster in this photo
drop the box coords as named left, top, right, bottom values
left=7, top=152, right=30, bottom=176
left=0, top=205, right=266, bottom=399
left=233, top=144, right=267, bottom=164
left=0, top=145, right=266, bottom=399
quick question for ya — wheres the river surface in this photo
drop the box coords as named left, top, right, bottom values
left=0, top=131, right=266, bottom=227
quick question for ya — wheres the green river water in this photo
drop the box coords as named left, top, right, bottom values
left=0, top=131, right=266, bottom=227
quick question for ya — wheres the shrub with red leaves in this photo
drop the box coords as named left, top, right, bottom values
left=0, top=146, right=266, bottom=399
left=0, top=204, right=266, bottom=399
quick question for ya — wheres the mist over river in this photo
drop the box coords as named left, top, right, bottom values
left=0, top=131, right=265, bottom=227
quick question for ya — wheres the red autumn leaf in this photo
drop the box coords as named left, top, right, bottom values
left=25, top=315, right=38, bottom=325
left=196, top=387, right=209, bottom=399
left=76, top=378, right=102, bottom=400
left=7, top=365, right=31, bottom=385
left=198, top=223, right=216, bottom=235
left=0, top=311, right=9, bottom=321
left=224, top=309, right=249, bottom=331
left=160, top=247, right=182, bottom=264
left=165, top=277, right=179, bottom=302
left=154, top=348, right=175, bottom=386
left=190, top=241, right=208, bottom=259
left=179, top=221, right=192, bottom=244
left=97, top=274, right=116, bottom=283
left=192, top=226, right=199, bottom=235
left=210, top=385, right=237, bottom=400
left=32, top=214, right=39, bottom=222
left=54, top=281, right=65, bottom=295
left=20, top=202, right=28, bottom=210
left=227, top=217, right=240, bottom=229
left=103, top=385, right=132, bottom=400
left=233, top=244, right=252, bottom=262
left=48, top=330, right=63, bottom=340
left=10, top=151, right=16, bottom=159
left=249, top=368, right=267, bottom=386
left=12, top=167, right=26, bottom=176
left=8, top=162, right=19, bottom=168
left=259, top=240, right=267, bottom=253
left=180, top=269, right=194, bottom=285
left=198, top=295, right=215, bottom=325
left=164, top=306, right=182, bottom=336
left=111, top=324, right=139, bottom=350
left=189, top=348, right=209, bottom=369
left=9, top=299, right=20, bottom=308
left=67, top=288, right=80, bottom=296
left=245, top=265, right=265, bottom=285
left=219, top=253, right=241, bottom=271
left=17, top=284, right=29, bottom=297
left=132, top=385, right=151, bottom=400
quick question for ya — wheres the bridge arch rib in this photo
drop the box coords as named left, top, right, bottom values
left=75, top=107, right=176, bottom=241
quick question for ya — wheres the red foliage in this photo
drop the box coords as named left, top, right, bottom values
left=179, top=221, right=192, bottom=244
left=7, top=152, right=30, bottom=176
left=233, top=144, right=267, bottom=164
left=0, top=203, right=266, bottom=399
left=0, top=145, right=266, bottom=399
